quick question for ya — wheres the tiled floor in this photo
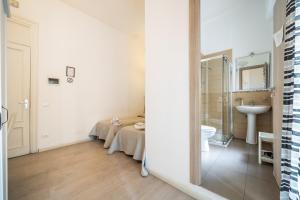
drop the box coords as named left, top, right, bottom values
left=201, top=139, right=279, bottom=200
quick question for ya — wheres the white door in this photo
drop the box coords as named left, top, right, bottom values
left=7, top=42, right=31, bottom=158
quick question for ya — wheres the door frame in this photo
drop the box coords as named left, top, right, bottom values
left=6, top=16, right=38, bottom=154
left=1, top=2, right=8, bottom=199
left=189, top=0, right=201, bottom=185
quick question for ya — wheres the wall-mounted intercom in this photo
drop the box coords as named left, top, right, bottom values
left=48, top=78, right=60, bottom=85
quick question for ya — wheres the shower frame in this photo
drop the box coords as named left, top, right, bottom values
left=200, top=55, right=233, bottom=146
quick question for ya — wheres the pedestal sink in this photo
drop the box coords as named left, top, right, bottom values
left=236, top=105, right=271, bottom=144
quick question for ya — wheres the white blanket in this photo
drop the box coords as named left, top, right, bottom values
left=108, top=125, right=148, bottom=176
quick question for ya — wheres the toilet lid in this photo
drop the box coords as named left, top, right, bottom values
left=201, top=125, right=216, bottom=133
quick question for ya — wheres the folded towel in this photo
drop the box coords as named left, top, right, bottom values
left=134, top=122, right=145, bottom=130
left=111, top=117, right=121, bottom=126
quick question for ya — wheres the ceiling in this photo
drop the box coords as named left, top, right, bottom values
left=60, top=0, right=145, bottom=35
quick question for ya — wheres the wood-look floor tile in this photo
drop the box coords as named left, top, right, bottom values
left=9, top=141, right=194, bottom=200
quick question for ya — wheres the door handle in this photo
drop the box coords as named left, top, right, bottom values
left=1, top=106, right=8, bottom=127
left=19, top=99, right=29, bottom=110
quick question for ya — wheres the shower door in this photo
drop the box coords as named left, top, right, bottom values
left=200, top=56, right=233, bottom=146
left=222, top=57, right=233, bottom=145
left=201, top=57, right=223, bottom=136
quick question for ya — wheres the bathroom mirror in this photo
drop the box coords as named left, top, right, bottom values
left=236, top=52, right=270, bottom=91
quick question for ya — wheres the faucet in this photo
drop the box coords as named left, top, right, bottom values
left=235, top=97, right=244, bottom=105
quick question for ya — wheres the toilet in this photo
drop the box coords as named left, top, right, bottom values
left=201, top=125, right=217, bottom=152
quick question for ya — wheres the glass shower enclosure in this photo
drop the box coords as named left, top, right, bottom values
left=200, top=56, right=233, bottom=146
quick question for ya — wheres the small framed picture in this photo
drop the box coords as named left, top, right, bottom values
left=66, top=66, right=75, bottom=78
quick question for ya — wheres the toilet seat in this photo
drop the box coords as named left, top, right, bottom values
left=201, top=125, right=216, bottom=152
left=201, top=125, right=216, bottom=133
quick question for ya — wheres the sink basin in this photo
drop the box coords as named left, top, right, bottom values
left=235, top=105, right=271, bottom=144
left=236, top=105, right=271, bottom=114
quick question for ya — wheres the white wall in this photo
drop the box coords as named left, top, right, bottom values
left=11, top=0, right=144, bottom=150
left=201, top=0, right=273, bottom=89
left=145, top=0, right=224, bottom=199
left=201, top=0, right=273, bottom=58
left=145, top=0, right=190, bottom=183
left=128, top=34, right=145, bottom=112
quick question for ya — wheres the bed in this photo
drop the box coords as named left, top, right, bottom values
left=89, top=116, right=144, bottom=148
left=108, top=125, right=148, bottom=176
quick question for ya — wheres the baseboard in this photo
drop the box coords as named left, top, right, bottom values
left=38, top=138, right=92, bottom=152
left=149, top=170, right=227, bottom=200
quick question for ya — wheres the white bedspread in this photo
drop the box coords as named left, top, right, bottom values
left=108, top=125, right=148, bottom=176
left=89, top=116, right=144, bottom=148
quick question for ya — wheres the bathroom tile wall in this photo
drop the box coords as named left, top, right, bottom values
left=201, top=49, right=233, bottom=135
left=201, top=58, right=223, bottom=130
left=232, top=91, right=273, bottom=139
